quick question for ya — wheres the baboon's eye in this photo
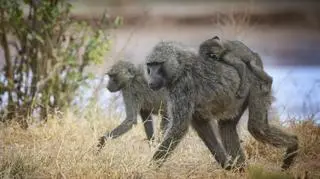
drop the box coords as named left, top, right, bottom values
left=108, top=73, right=116, bottom=79
left=158, top=66, right=165, bottom=76
left=208, top=53, right=218, bottom=59
left=147, top=62, right=164, bottom=66
left=147, top=68, right=150, bottom=75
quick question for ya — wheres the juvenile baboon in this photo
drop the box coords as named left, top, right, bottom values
left=97, top=61, right=169, bottom=149
left=145, top=41, right=298, bottom=170
left=199, top=36, right=273, bottom=97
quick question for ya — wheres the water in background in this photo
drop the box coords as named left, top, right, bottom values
left=267, top=66, right=320, bottom=120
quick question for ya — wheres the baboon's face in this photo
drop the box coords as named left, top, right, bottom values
left=106, top=67, right=133, bottom=92
left=199, top=39, right=225, bottom=60
left=208, top=44, right=224, bottom=59
left=106, top=71, right=122, bottom=92
left=146, top=62, right=168, bottom=91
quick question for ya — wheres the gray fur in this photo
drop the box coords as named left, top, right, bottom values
left=97, top=61, right=168, bottom=149
left=199, top=36, right=273, bottom=97
left=145, top=41, right=298, bottom=170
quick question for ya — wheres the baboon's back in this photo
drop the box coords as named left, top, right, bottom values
left=224, top=40, right=262, bottom=66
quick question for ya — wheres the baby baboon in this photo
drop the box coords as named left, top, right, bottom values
left=199, top=36, right=273, bottom=97
left=145, top=41, right=298, bottom=170
left=98, top=61, right=169, bottom=149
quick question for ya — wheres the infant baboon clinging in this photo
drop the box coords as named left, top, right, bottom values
left=97, top=61, right=169, bottom=149
left=145, top=41, right=298, bottom=170
left=199, top=36, right=273, bottom=97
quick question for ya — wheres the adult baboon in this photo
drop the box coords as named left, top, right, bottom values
left=199, top=36, right=273, bottom=97
left=97, top=61, right=169, bottom=149
left=145, top=41, right=298, bottom=170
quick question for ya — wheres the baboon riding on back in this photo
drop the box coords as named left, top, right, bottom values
left=145, top=41, right=298, bottom=170
left=199, top=36, right=273, bottom=98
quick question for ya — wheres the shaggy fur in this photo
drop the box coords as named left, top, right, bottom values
left=98, top=61, right=169, bottom=149
left=145, top=41, right=298, bottom=170
left=199, top=36, right=273, bottom=97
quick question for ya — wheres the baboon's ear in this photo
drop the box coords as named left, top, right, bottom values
left=128, top=67, right=133, bottom=74
left=212, top=36, right=223, bottom=47
left=212, top=36, right=220, bottom=40
left=127, top=68, right=135, bottom=78
left=176, top=51, right=184, bottom=64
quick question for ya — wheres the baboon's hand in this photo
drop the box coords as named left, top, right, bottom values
left=236, top=90, right=246, bottom=98
left=153, top=149, right=166, bottom=161
left=150, top=153, right=165, bottom=169
left=151, top=138, right=174, bottom=167
left=97, top=136, right=107, bottom=151
left=236, top=85, right=250, bottom=98
left=260, top=83, right=272, bottom=94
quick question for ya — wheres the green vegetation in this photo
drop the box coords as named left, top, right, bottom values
left=0, top=0, right=111, bottom=126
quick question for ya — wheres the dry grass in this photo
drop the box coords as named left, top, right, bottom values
left=213, top=4, right=255, bottom=42
left=0, top=107, right=319, bottom=179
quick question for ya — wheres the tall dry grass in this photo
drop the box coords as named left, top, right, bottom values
left=0, top=106, right=319, bottom=179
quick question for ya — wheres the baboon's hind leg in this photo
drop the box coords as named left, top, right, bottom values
left=248, top=60, right=273, bottom=94
left=248, top=60, right=273, bottom=84
left=218, top=98, right=248, bottom=169
left=192, top=113, right=231, bottom=170
left=140, top=109, right=155, bottom=141
left=248, top=96, right=298, bottom=170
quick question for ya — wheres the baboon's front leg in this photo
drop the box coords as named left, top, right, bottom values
left=97, top=97, right=139, bottom=150
left=159, top=114, right=170, bottom=135
left=152, top=100, right=193, bottom=167
left=140, top=109, right=155, bottom=141
left=191, top=114, right=231, bottom=170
